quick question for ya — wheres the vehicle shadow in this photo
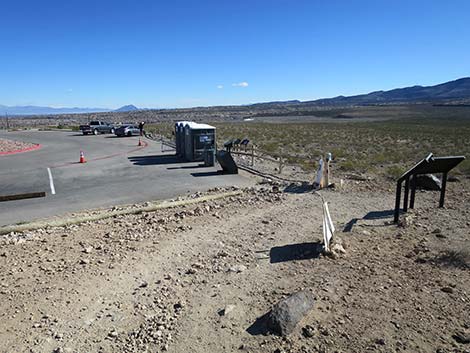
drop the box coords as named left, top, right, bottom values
left=343, top=209, right=396, bottom=232
left=269, top=241, right=323, bottom=263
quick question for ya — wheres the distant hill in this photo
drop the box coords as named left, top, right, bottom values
left=114, top=104, right=139, bottom=112
left=243, top=77, right=470, bottom=108
left=0, top=105, right=109, bottom=116
left=308, top=77, right=470, bottom=106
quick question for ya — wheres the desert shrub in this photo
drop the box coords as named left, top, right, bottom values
left=385, top=165, right=405, bottom=180
left=435, top=248, right=470, bottom=269
left=456, top=160, right=470, bottom=175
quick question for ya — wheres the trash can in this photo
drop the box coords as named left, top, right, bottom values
left=216, top=150, right=238, bottom=174
left=203, top=147, right=215, bottom=167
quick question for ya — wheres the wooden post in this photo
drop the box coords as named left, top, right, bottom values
left=251, top=145, right=255, bottom=167
left=439, top=172, right=448, bottom=208
left=394, top=180, right=402, bottom=223
left=278, top=157, right=283, bottom=174
left=403, top=176, right=410, bottom=212
left=410, top=174, right=417, bottom=209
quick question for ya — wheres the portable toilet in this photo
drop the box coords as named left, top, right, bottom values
left=183, top=122, right=216, bottom=162
left=175, top=121, right=190, bottom=158
left=174, top=122, right=180, bottom=156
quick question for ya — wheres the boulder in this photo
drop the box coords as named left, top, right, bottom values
left=415, top=174, right=441, bottom=191
left=267, top=290, right=315, bottom=336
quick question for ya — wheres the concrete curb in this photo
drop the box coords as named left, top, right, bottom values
left=0, top=190, right=243, bottom=235
left=0, top=192, right=46, bottom=202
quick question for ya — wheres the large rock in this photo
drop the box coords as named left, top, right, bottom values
left=415, top=174, right=441, bottom=191
left=267, top=290, right=315, bottom=336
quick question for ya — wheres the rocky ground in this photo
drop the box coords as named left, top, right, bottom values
left=0, top=138, right=37, bottom=153
left=0, top=174, right=469, bottom=353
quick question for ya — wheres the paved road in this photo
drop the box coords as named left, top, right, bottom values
left=0, top=130, right=253, bottom=226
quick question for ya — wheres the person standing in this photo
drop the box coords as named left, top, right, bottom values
left=139, top=121, right=145, bottom=136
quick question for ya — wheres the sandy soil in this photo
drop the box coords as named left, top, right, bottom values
left=0, top=175, right=469, bottom=353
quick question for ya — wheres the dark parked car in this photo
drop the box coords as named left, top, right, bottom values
left=114, top=124, right=140, bottom=137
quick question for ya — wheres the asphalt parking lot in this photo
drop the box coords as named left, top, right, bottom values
left=0, top=130, right=253, bottom=226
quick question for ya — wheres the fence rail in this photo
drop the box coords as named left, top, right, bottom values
left=229, top=145, right=286, bottom=173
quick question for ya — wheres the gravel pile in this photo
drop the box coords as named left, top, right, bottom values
left=0, top=138, right=37, bottom=153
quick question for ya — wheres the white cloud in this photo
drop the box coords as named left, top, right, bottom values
left=217, top=85, right=224, bottom=89
left=66, top=88, right=73, bottom=93
left=232, top=82, right=249, bottom=87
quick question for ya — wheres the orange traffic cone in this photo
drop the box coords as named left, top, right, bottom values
left=79, top=150, right=86, bottom=163
left=138, top=138, right=142, bottom=146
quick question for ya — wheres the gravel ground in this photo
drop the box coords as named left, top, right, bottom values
left=0, top=177, right=469, bottom=353
left=0, top=138, right=37, bottom=153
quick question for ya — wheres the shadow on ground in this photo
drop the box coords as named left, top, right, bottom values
left=283, top=182, right=314, bottom=194
left=190, top=171, right=223, bottom=177
left=128, top=154, right=186, bottom=166
left=167, top=164, right=207, bottom=170
left=343, top=209, right=396, bottom=232
left=246, top=312, right=270, bottom=336
left=269, top=242, right=323, bottom=263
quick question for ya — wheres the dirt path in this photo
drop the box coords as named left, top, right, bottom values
left=0, top=180, right=469, bottom=353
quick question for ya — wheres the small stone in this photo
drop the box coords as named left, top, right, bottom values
left=173, top=302, right=184, bottom=311
left=79, top=258, right=89, bottom=265
left=83, top=246, right=93, bottom=254
left=452, top=331, right=470, bottom=344
left=302, top=325, right=315, bottom=338
left=375, top=338, right=386, bottom=345
left=332, top=243, right=346, bottom=254
left=441, top=287, right=454, bottom=294
left=108, top=330, right=118, bottom=338
left=218, top=305, right=236, bottom=317
left=229, top=265, right=247, bottom=273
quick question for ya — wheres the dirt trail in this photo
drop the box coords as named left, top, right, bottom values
left=0, top=179, right=469, bottom=353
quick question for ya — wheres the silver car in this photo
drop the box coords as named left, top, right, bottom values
left=114, top=124, right=140, bottom=137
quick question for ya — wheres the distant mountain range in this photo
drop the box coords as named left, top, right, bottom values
left=0, top=104, right=140, bottom=116
left=2, top=77, right=470, bottom=116
left=248, top=77, right=470, bottom=108
left=309, top=77, right=470, bottom=106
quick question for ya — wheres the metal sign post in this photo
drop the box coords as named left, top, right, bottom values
left=394, top=153, right=465, bottom=223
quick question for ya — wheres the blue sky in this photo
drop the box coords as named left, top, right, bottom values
left=1, top=0, right=469, bottom=109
